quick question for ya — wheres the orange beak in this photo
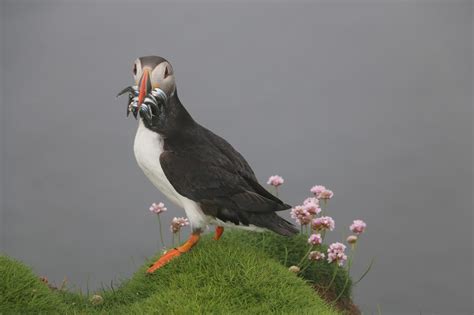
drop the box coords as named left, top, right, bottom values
left=138, top=69, right=151, bottom=107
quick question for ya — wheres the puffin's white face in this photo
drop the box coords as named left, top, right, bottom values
left=118, top=56, right=177, bottom=121
left=133, top=57, right=176, bottom=104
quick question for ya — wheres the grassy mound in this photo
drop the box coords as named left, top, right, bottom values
left=0, top=256, right=66, bottom=314
left=1, top=231, right=351, bottom=314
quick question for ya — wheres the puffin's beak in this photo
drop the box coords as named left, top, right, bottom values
left=138, top=69, right=152, bottom=108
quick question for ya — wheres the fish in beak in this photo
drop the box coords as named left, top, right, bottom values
left=117, top=58, right=170, bottom=121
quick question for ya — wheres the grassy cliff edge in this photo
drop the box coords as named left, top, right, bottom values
left=1, top=231, right=352, bottom=314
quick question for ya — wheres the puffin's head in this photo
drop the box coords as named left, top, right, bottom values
left=117, top=55, right=176, bottom=119
left=133, top=56, right=176, bottom=102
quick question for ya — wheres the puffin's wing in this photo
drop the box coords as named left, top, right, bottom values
left=159, top=150, right=291, bottom=214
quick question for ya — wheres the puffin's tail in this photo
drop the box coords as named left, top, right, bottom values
left=249, top=213, right=299, bottom=236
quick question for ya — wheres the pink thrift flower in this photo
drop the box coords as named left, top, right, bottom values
left=303, top=197, right=321, bottom=215
left=310, top=185, right=326, bottom=196
left=346, top=235, right=358, bottom=245
left=170, top=217, right=190, bottom=233
left=311, top=185, right=334, bottom=200
left=290, top=205, right=312, bottom=225
left=318, top=189, right=334, bottom=200
left=308, top=251, right=325, bottom=261
left=311, top=216, right=335, bottom=231
left=350, top=219, right=367, bottom=235
left=327, top=242, right=347, bottom=266
left=303, top=197, right=319, bottom=206
left=267, top=175, right=284, bottom=187
left=149, top=202, right=167, bottom=214
left=308, top=233, right=322, bottom=245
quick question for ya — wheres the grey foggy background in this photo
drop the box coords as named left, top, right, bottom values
left=0, top=1, right=472, bottom=314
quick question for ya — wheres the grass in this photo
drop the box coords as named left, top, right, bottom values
left=1, top=230, right=351, bottom=314
left=0, top=256, right=67, bottom=314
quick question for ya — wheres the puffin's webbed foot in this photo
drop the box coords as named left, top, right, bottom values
left=213, top=226, right=224, bottom=240
left=146, top=232, right=200, bottom=274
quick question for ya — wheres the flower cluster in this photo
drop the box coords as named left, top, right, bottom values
left=274, top=181, right=372, bottom=303
left=170, top=217, right=189, bottom=233
left=267, top=175, right=284, bottom=187
left=284, top=182, right=369, bottom=280
left=290, top=184, right=335, bottom=230
left=327, top=242, right=347, bottom=266
left=310, top=185, right=334, bottom=200
left=149, top=202, right=167, bottom=214
left=350, top=219, right=367, bottom=235
left=290, top=205, right=312, bottom=225
left=308, top=251, right=325, bottom=261
left=308, top=233, right=322, bottom=245
left=146, top=178, right=372, bottom=298
left=311, top=216, right=335, bottom=231
left=346, top=235, right=358, bottom=245
left=303, top=197, right=321, bottom=215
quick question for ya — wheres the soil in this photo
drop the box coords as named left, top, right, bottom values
left=313, top=284, right=361, bottom=315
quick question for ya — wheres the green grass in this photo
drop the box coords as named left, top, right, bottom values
left=1, top=231, right=351, bottom=314
left=0, top=256, right=67, bottom=314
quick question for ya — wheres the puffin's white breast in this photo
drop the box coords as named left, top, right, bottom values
left=133, top=119, right=208, bottom=229
left=134, top=119, right=183, bottom=206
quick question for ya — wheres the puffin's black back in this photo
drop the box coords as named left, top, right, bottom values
left=158, top=94, right=298, bottom=236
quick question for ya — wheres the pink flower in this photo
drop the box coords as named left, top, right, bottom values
left=303, top=197, right=321, bottom=215
left=327, top=242, right=347, bottom=266
left=303, top=197, right=319, bottom=206
left=311, top=185, right=334, bottom=200
left=308, top=251, right=325, bottom=261
left=310, top=185, right=326, bottom=196
left=311, top=216, right=335, bottom=231
left=267, top=175, right=284, bottom=187
left=308, top=233, right=322, bottom=245
left=350, top=219, right=367, bottom=235
left=346, top=235, right=358, bottom=245
left=149, top=202, right=167, bottom=214
left=290, top=205, right=312, bottom=225
left=319, top=189, right=334, bottom=200
left=170, top=217, right=190, bottom=233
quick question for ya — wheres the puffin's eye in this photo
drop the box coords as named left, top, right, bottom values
left=133, top=64, right=137, bottom=76
left=164, top=66, right=170, bottom=78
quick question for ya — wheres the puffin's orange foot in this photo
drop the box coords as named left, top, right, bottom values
left=146, top=232, right=201, bottom=274
left=213, top=226, right=224, bottom=240
left=146, top=248, right=182, bottom=273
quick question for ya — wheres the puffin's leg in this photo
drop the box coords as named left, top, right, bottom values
left=213, top=226, right=224, bottom=240
left=146, top=232, right=201, bottom=274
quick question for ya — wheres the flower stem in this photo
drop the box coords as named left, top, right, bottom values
left=283, top=246, right=289, bottom=266
left=297, top=245, right=314, bottom=267
left=156, top=215, right=165, bottom=248
left=353, top=257, right=375, bottom=285
left=299, top=248, right=320, bottom=273
left=299, top=260, right=313, bottom=274
left=333, top=244, right=357, bottom=303
left=321, top=199, right=327, bottom=216
left=322, top=264, right=339, bottom=293
left=275, top=187, right=279, bottom=197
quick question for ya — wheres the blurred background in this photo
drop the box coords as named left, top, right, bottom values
left=0, top=1, right=472, bottom=314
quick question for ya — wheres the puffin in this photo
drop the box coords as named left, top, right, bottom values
left=118, top=56, right=298, bottom=273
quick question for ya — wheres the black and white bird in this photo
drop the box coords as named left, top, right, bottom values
left=118, top=56, right=297, bottom=273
